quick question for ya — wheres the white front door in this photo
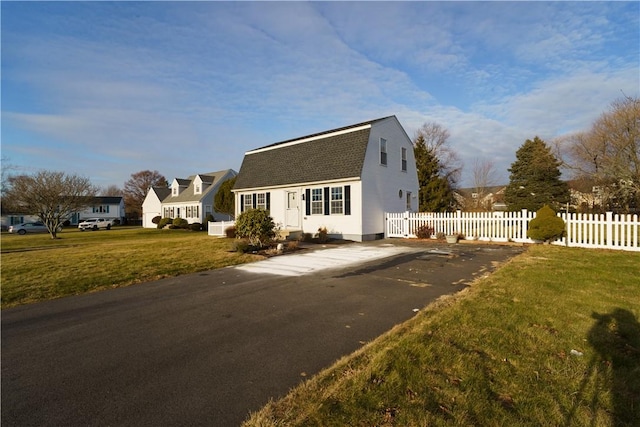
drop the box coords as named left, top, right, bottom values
left=285, top=191, right=300, bottom=228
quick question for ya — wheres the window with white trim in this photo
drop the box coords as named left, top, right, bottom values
left=380, top=138, right=387, bottom=166
left=401, top=147, right=407, bottom=171
left=243, top=195, right=253, bottom=212
left=331, top=187, right=343, bottom=214
left=311, top=188, right=323, bottom=215
left=256, top=193, right=267, bottom=210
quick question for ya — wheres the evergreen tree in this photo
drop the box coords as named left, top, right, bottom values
left=414, top=134, right=455, bottom=212
left=505, top=136, right=569, bottom=211
left=214, top=177, right=236, bottom=219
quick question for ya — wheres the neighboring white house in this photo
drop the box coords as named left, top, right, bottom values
left=70, top=196, right=125, bottom=225
left=142, top=186, right=171, bottom=228
left=142, top=169, right=237, bottom=228
left=233, top=116, right=419, bottom=242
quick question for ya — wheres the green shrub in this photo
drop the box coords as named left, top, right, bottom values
left=204, top=214, right=215, bottom=224
left=527, top=205, right=566, bottom=242
left=190, top=222, right=202, bottom=231
left=415, top=224, right=434, bottom=239
left=235, top=209, right=276, bottom=248
left=152, top=216, right=161, bottom=225
left=173, top=218, right=189, bottom=229
left=301, top=233, right=313, bottom=242
left=157, top=217, right=173, bottom=229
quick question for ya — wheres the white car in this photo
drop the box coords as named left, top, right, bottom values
left=78, top=218, right=113, bottom=231
left=9, top=222, right=60, bottom=235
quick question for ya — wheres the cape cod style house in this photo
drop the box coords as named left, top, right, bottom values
left=233, top=116, right=419, bottom=242
left=142, top=169, right=237, bottom=228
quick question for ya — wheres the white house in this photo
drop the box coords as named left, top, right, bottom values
left=233, top=116, right=419, bottom=242
left=142, top=169, right=237, bottom=228
left=70, top=196, right=125, bottom=225
left=142, top=186, right=171, bottom=228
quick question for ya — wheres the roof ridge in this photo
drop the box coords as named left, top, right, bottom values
left=250, top=115, right=395, bottom=153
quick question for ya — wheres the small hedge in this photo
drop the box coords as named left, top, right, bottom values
left=190, top=222, right=202, bottom=231
left=157, top=217, right=173, bottom=229
left=528, top=205, right=566, bottom=242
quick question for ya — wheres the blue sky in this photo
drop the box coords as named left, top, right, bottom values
left=2, top=1, right=638, bottom=189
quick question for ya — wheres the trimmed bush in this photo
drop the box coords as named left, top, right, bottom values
left=415, top=224, right=434, bottom=239
left=173, top=218, right=189, bottom=229
left=158, top=217, right=173, bottom=229
left=190, top=222, right=202, bottom=231
left=152, top=216, right=161, bottom=225
left=204, top=214, right=215, bottom=224
left=527, top=205, right=566, bottom=242
left=235, top=208, right=276, bottom=248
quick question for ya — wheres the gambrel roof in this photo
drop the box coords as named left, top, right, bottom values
left=234, top=116, right=396, bottom=190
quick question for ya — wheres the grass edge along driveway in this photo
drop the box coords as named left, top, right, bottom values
left=243, top=245, right=640, bottom=427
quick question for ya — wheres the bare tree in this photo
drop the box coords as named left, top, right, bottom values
left=101, top=185, right=123, bottom=197
left=563, top=96, right=639, bottom=212
left=415, top=122, right=463, bottom=189
left=123, top=170, right=167, bottom=220
left=4, top=171, right=96, bottom=238
left=470, top=159, right=498, bottom=210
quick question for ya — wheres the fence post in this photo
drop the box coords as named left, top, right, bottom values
left=605, top=211, right=613, bottom=248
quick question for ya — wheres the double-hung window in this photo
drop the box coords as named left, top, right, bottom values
left=256, top=193, right=267, bottom=210
left=243, top=195, right=253, bottom=212
left=311, top=188, right=324, bottom=215
left=380, top=138, right=387, bottom=166
left=330, top=187, right=343, bottom=214
left=401, top=147, right=407, bottom=171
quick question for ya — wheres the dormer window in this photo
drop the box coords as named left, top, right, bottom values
left=172, top=187, right=178, bottom=196
left=195, top=185, right=201, bottom=194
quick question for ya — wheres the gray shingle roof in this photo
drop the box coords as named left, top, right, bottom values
left=164, top=170, right=236, bottom=203
left=234, top=117, right=393, bottom=190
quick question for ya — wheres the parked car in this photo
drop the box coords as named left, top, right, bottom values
left=78, top=218, right=113, bottom=231
left=8, top=222, right=60, bottom=235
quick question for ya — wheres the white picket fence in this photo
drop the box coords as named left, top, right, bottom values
left=385, top=210, right=640, bottom=252
left=208, top=220, right=235, bottom=237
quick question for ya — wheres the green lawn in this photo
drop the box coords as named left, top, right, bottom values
left=243, top=245, right=640, bottom=426
left=1, top=227, right=260, bottom=307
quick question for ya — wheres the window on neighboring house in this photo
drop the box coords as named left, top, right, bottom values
left=172, top=187, right=178, bottom=196
left=195, top=185, right=201, bottom=194
left=311, top=188, right=323, bottom=215
left=92, top=205, right=109, bottom=213
left=406, top=191, right=412, bottom=211
left=380, top=138, right=387, bottom=166
left=330, top=187, right=343, bottom=214
left=401, top=147, right=407, bottom=171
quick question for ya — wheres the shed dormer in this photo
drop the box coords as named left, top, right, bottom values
left=171, top=178, right=190, bottom=197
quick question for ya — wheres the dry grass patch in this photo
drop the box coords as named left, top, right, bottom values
left=1, top=227, right=261, bottom=307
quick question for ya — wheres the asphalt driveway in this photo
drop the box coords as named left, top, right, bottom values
left=1, top=240, right=523, bottom=426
